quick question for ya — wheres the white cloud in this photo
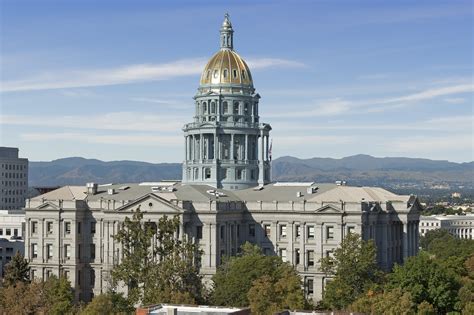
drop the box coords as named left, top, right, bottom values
left=443, top=97, right=466, bottom=104
left=20, top=132, right=182, bottom=146
left=0, top=112, right=187, bottom=132
left=0, top=57, right=304, bottom=93
left=382, top=84, right=474, bottom=103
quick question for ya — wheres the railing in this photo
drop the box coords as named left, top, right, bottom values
left=184, top=121, right=261, bottom=129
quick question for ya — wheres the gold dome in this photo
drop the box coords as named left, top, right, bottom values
left=200, top=49, right=253, bottom=86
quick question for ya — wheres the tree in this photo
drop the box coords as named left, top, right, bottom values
left=387, top=252, right=459, bottom=313
left=111, top=207, right=203, bottom=305
left=319, top=233, right=382, bottom=310
left=248, top=264, right=305, bottom=314
left=211, top=242, right=305, bottom=309
left=42, top=276, right=75, bottom=315
left=79, top=292, right=133, bottom=315
left=2, top=251, right=30, bottom=286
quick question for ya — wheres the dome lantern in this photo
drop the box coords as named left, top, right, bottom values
left=220, top=13, right=234, bottom=50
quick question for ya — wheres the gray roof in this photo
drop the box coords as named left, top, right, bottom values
left=30, top=181, right=410, bottom=204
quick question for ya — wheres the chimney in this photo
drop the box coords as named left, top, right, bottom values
left=296, top=191, right=302, bottom=197
left=86, top=182, right=98, bottom=195
left=107, top=188, right=115, bottom=195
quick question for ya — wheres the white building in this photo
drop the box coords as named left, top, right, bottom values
left=0, top=209, right=25, bottom=277
left=0, top=147, right=29, bottom=210
left=420, top=214, right=474, bottom=239
left=24, top=15, right=421, bottom=304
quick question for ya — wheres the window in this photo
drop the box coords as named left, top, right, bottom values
left=264, top=224, right=271, bottom=237
left=31, top=269, right=36, bottom=280
left=0, top=229, right=2, bottom=236
left=326, top=226, right=334, bottom=240
left=31, top=221, right=38, bottom=234
left=307, top=250, right=314, bottom=266
left=223, top=101, right=228, bottom=113
left=223, top=69, right=228, bottom=78
left=279, top=248, right=287, bottom=262
left=205, top=168, right=211, bottom=179
left=13, top=228, right=18, bottom=236
left=63, top=270, right=70, bottom=279
left=306, top=278, right=314, bottom=295
left=6, top=228, right=11, bottom=236
left=90, top=269, right=95, bottom=287
left=47, top=244, right=53, bottom=259
left=31, top=243, right=38, bottom=258
left=241, top=70, right=246, bottom=79
left=46, top=222, right=53, bottom=234
left=213, top=69, right=219, bottom=78
left=64, top=244, right=71, bottom=260
left=233, top=69, right=238, bottom=78
left=78, top=244, right=82, bottom=260
left=91, top=222, right=96, bottom=234
left=280, top=225, right=287, bottom=238
left=90, top=244, right=96, bottom=260
left=77, top=222, right=81, bottom=234
left=249, top=224, right=255, bottom=237
left=347, top=226, right=355, bottom=234
left=220, top=226, right=225, bottom=240
left=236, top=169, right=243, bottom=180
left=233, top=102, right=239, bottom=114
left=295, top=225, right=301, bottom=238
left=295, top=249, right=301, bottom=265
left=46, top=269, right=52, bottom=279
left=307, top=226, right=315, bottom=240
left=77, top=270, right=81, bottom=286
left=65, top=222, right=71, bottom=234
left=211, top=102, right=216, bottom=114
left=196, top=226, right=203, bottom=239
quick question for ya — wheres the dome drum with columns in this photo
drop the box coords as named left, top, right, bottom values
left=183, top=14, right=272, bottom=190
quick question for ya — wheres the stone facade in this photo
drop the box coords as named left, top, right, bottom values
left=25, top=182, right=420, bottom=302
left=420, top=214, right=474, bottom=239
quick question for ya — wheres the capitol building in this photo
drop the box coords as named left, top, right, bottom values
left=24, top=15, right=420, bottom=303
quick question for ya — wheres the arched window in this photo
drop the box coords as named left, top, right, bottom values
left=233, top=102, right=239, bottom=115
left=213, top=70, right=219, bottom=79
left=233, top=69, right=238, bottom=78
left=223, top=101, right=228, bottom=113
left=202, top=102, right=207, bottom=114
left=223, top=69, right=228, bottom=78
left=211, top=102, right=216, bottom=114
left=206, top=70, right=211, bottom=80
left=244, top=103, right=249, bottom=115
left=241, top=70, right=246, bottom=79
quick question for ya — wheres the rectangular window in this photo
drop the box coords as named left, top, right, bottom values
left=220, top=225, right=225, bottom=240
left=0, top=229, right=3, bottom=236
left=6, top=228, right=11, bottom=236
left=295, top=249, right=300, bottom=265
left=46, top=222, right=53, bottom=234
left=306, top=278, right=314, bottom=295
left=31, top=221, right=38, bottom=234
left=90, top=244, right=96, bottom=260
left=326, top=226, right=334, bottom=240
left=77, top=222, right=81, bottom=234
left=91, top=222, right=96, bottom=234
left=46, top=269, right=52, bottom=279
left=13, top=228, right=18, bottom=236
left=295, top=225, right=301, bottom=238
left=47, top=244, right=53, bottom=259
left=279, top=248, right=287, bottom=262
left=32, top=243, right=38, bottom=258
left=90, top=269, right=95, bottom=287
left=64, top=244, right=71, bottom=260
left=63, top=270, right=70, bottom=279
left=264, top=224, right=271, bottom=237
left=280, top=225, right=287, bottom=238
left=77, top=270, right=81, bottom=286
left=307, top=250, right=314, bottom=267
left=347, top=226, right=355, bottom=234
left=307, top=226, right=315, bottom=240
left=249, top=224, right=255, bottom=237
left=78, top=244, right=82, bottom=260
left=65, top=222, right=71, bottom=234
left=196, top=226, right=203, bottom=239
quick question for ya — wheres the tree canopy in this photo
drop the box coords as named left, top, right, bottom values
left=2, top=251, right=30, bottom=286
left=319, top=233, right=382, bottom=310
left=111, top=207, right=204, bottom=305
left=211, top=242, right=305, bottom=313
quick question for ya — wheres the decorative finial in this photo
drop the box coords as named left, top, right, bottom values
left=220, top=13, right=234, bottom=50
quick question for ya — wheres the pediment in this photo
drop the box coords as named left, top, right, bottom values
left=114, top=193, right=184, bottom=214
left=315, top=204, right=343, bottom=214
left=37, top=202, right=60, bottom=210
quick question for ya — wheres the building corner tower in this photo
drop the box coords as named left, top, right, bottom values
left=182, top=14, right=271, bottom=190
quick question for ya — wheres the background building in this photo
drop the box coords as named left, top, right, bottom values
left=0, top=209, right=25, bottom=279
left=0, top=147, right=29, bottom=210
left=419, top=214, right=474, bottom=239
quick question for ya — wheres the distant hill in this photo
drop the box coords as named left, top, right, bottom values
left=29, top=155, right=474, bottom=193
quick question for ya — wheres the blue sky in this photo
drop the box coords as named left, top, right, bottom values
left=0, top=0, right=473, bottom=163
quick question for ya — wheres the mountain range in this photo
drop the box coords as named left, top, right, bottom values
left=29, top=155, right=474, bottom=194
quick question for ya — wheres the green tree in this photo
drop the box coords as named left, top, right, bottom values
left=211, top=242, right=305, bottom=309
left=387, top=252, right=459, bottom=313
left=2, top=251, right=30, bottom=286
left=43, top=275, right=75, bottom=315
left=79, top=292, right=133, bottom=315
left=247, top=264, right=305, bottom=314
left=319, top=233, right=382, bottom=310
left=350, top=288, right=416, bottom=314
left=111, top=207, right=203, bottom=305
left=417, top=301, right=436, bottom=315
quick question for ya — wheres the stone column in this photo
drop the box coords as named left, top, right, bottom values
left=402, top=222, right=408, bottom=260
left=199, top=134, right=204, bottom=161
left=258, top=131, right=265, bottom=185
left=230, top=134, right=234, bottom=161
left=214, top=133, right=218, bottom=161
left=184, top=136, right=188, bottom=161
left=245, top=134, right=249, bottom=160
